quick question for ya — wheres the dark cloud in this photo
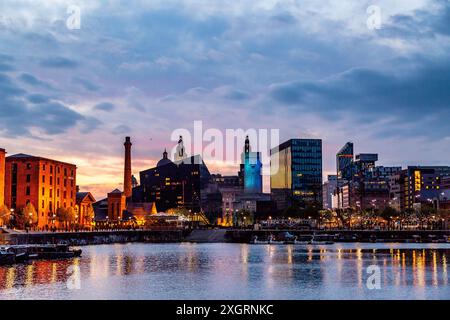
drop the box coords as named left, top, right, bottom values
left=0, top=63, right=14, bottom=71
left=270, top=59, right=450, bottom=137
left=94, top=102, right=115, bottom=112
left=222, top=89, right=251, bottom=101
left=381, top=1, right=450, bottom=39
left=80, top=117, right=103, bottom=134
left=18, top=73, right=53, bottom=89
left=72, top=77, right=101, bottom=92
left=270, top=12, right=297, bottom=25
left=0, top=72, right=97, bottom=137
left=0, top=73, right=26, bottom=98
left=40, top=56, right=78, bottom=69
left=27, top=93, right=50, bottom=104
left=112, top=124, right=131, bottom=134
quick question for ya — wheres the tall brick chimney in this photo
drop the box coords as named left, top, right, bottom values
left=123, top=137, right=132, bottom=198
left=0, top=148, right=5, bottom=207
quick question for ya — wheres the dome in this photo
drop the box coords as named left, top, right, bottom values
left=157, top=149, right=172, bottom=167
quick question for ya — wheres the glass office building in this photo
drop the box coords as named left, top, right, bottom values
left=270, top=139, right=322, bottom=210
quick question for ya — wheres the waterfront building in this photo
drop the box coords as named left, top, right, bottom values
left=390, top=166, right=450, bottom=212
left=241, top=135, right=262, bottom=194
left=211, top=174, right=241, bottom=188
left=334, top=149, right=401, bottom=211
left=270, top=139, right=323, bottom=211
left=75, top=190, right=96, bottom=228
left=322, top=175, right=337, bottom=209
left=335, top=142, right=353, bottom=208
left=439, top=176, right=450, bottom=212
left=336, top=142, right=354, bottom=180
left=134, top=147, right=212, bottom=214
left=0, top=148, right=5, bottom=208
left=4, top=153, right=77, bottom=229
left=107, top=189, right=126, bottom=222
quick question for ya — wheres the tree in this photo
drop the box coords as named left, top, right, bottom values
left=66, top=207, right=77, bottom=225
left=282, top=205, right=302, bottom=218
left=380, top=206, right=399, bottom=229
left=0, top=205, right=11, bottom=226
left=84, top=205, right=95, bottom=225
left=56, top=207, right=68, bottom=228
left=236, top=209, right=254, bottom=227
left=22, top=202, right=38, bottom=228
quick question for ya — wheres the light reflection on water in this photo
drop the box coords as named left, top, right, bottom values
left=0, top=243, right=449, bottom=300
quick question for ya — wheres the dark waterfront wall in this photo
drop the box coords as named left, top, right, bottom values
left=0, top=230, right=185, bottom=246
left=226, top=229, right=450, bottom=243
left=1, top=229, right=449, bottom=245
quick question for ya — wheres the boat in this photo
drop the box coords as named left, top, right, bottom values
left=2, top=246, right=29, bottom=263
left=251, top=235, right=269, bottom=244
left=26, top=244, right=82, bottom=260
left=267, top=234, right=284, bottom=245
left=310, top=234, right=335, bottom=245
left=285, top=235, right=312, bottom=245
left=0, top=248, right=16, bottom=265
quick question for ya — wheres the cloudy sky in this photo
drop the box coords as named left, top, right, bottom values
left=0, top=0, right=449, bottom=199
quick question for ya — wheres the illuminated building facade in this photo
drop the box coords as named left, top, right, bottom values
left=334, top=149, right=401, bottom=211
left=135, top=152, right=212, bottom=213
left=322, top=175, right=337, bottom=209
left=4, top=153, right=77, bottom=229
left=336, top=142, right=354, bottom=181
left=391, top=166, right=450, bottom=211
left=75, top=191, right=96, bottom=227
left=241, top=136, right=262, bottom=194
left=270, top=139, right=323, bottom=210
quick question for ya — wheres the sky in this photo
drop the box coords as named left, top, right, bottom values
left=0, top=0, right=449, bottom=200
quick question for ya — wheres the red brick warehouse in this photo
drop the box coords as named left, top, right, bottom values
left=4, top=153, right=77, bottom=229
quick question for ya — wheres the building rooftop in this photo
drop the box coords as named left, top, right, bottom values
left=76, top=192, right=96, bottom=203
left=7, top=153, right=77, bottom=167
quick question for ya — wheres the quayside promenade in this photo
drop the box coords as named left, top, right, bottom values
left=0, top=229, right=185, bottom=245
left=1, top=228, right=450, bottom=245
left=227, top=229, right=450, bottom=243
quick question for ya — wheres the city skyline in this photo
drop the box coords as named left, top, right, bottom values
left=1, top=0, right=449, bottom=199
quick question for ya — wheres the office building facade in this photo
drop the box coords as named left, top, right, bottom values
left=271, top=139, right=322, bottom=210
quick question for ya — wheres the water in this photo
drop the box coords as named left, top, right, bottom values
left=0, top=243, right=448, bottom=300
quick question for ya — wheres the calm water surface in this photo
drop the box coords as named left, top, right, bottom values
left=0, top=243, right=448, bottom=300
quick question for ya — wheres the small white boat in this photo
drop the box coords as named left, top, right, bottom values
left=267, top=234, right=284, bottom=245
left=251, top=236, right=268, bottom=244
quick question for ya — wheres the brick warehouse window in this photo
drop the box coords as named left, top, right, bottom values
left=26, top=186, right=30, bottom=195
left=27, top=163, right=31, bottom=169
left=26, top=174, right=31, bottom=183
left=42, top=175, right=45, bottom=183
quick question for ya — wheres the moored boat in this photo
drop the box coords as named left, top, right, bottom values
left=251, top=236, right=269, bottom=244
left=27, top=244, right=82, bottom=260
left=267, top=234, right=284, bottom=244
left=310, top=234, right=335, bottom=245
left=0, top=248, right=16, bottom=265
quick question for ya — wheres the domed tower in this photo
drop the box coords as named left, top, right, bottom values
left=157, top=149, right=173, bottom=167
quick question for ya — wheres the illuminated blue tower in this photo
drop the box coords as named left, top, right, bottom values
left=241, top=136, right=262, bottom=194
